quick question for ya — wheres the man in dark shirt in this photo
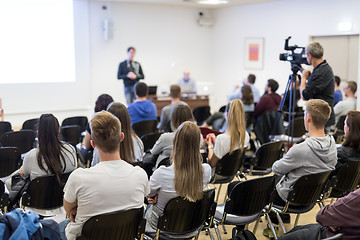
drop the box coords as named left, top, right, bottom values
left=117, top=47, right=145, bottom=105
left=254, top=79, right=281, bottom=120
left=301, top=42, right=335, bottom=130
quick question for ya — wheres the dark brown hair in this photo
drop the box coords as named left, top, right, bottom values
left=343, top=110, right=360, bottom=152
left=241, top=85, right=253, bottom=105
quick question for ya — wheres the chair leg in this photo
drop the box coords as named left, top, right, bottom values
left=222, top=225, right=227, bottom=234
left=265, top=213, right=278, bottom=240
left=293, top=214, right=300, bottom=228
left=215, top=184, right=223, bottom=203
left=275, top=212, right=286, bottom=234
left=207, top=229, right=215, bottom=240
left=214, top=223, right=222, bottom=240
left=155, top=229, right=160, bottom=240
left=253, top=217, right=261, bottom=234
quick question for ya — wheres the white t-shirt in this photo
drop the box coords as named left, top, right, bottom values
left=213, top=131, right=250, bottom=159
left=64, top=160, right=150, bottom=240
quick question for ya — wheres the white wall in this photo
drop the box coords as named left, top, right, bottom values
left=88, top=2, right=214, bottom=105
left=211, top=0, right=360, bottom=111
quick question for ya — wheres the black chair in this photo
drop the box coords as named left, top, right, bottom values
left=283, top=117, right=307, bottom=143
left=60, top=125, right=82, bottom=148
left=0, top=147, right=21, bottom=177
left=132, top=120, right=157, bottom=138
left=211, top=149, right=244, bottom=202
left=333, top=115, right=346, bottom=143
left=21, top=118, right=39, bottom=131
left=193, top=105, right=211, bottom=126
left=21, top=172, right=71, bottom=211
left=62, top=116, right=88, bottom=133
left=0, top=180, right=9, bottom=214
left=76, top=207, right=146, bottom=240
left=141, top=132, right=162, bottom=153
left=329, top=160, right=360, bottom=199
left=0, top=130, right=36, bottom=154
left=213, top=176, right=275, bottom=240
left=254, top=110, right=285, bottom=144
left=271, top=170, right=333, bottom=236
left=0, top=121, right=12, bottom=138
left=147, top=189, right=216, bottom=240
left=247, top=140, right=284, bottom=176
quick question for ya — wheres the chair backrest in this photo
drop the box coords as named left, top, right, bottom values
left=0, top=147, right=21, bottom=178
left=193, top=105, right=211, bottom=126
left=0, top=180, right=9, bottom=210
left=215, top=149, right=244, bottom=177
left=0, top=121, right=12, bottom=138
left=60, top=125, right=82, bottom=148
left=287, top=170, right=332, bottom=205
left=77, top=207, right=145, bottom=240
left=22, top=172, right=71, bottom=210
left=332, top=160, right=360, bottom=195
left=21, top=118, right=39, bottom=131
left=0, top=130, right=36, bottom=154
left=141, top=132, right=162, bottom=152
left=335, top=115, right=346, bottom=132
left=225, top=176, right=275, bottom=216
left=253, top=140, right=284, bottom=170
left=245, top=111, right=254, bottom=129
left=285, top=117, right=306, bottom=138
left=157, top=189, right=216, bottom=235
left=132, top=120, right=157, bottom=138
left=254, top=110, right=285, bottom=144
left=62, top=116, right=88, bottom=133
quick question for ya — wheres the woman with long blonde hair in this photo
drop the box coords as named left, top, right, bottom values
left=206, top=99, right=249, bottom=167
left=145, top=121, right=212, bottom=233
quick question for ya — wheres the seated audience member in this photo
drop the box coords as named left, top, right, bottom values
left=91, top=102, right=144, bottom=166
left=146, top=104, right=194, bottom=174
left=82, top=94, right=114, bottom=155
left=334, top=75, right=343, bottom=105
left=205, top=99, right=250, bottom=168
left=245, top=74, right=260, bottom=104
left=177, top=70, right=197, bottom=94
left=145, top=121, right=211, bottom=234
left=254, top=79, right=281, bottom=121
left=267, top=99, right=337, bottom=230
left=157, top=84, right=188, bottom=132
left=127, top=82, right=157, bottom=126
left=336, top=110, right=360, bottom=167
left=61, top=111, right=149, bottom=240
left=7, top=114, right=77, bottom=214
left=278, top=188, right=360, bottom=240
left=334, top=81, right=357, bottom=124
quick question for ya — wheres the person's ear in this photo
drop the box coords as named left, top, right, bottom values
left=120, top=132, right=125, bottom=142
left=90, top=139, right=95, bottom=148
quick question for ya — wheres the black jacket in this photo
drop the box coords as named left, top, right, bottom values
left=117, top=60, right=144, bottom=87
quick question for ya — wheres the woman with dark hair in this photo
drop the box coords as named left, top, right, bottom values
left=145, top=121, right=211, bottom=234
left=91, top=102, right=144, bottom=166
left=336, top=110, right=360, bottom=167
left=240, top=85, right=254, bottom=112
left=20, top=114, right=77, bottom=180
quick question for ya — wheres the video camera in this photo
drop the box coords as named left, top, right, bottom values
left=279, top=37, right=308, bottom=71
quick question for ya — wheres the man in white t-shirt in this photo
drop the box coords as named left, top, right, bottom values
left=61, top=111, right=149, bottom=240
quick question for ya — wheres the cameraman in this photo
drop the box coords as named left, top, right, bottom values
left=301, top=42, right=335, bottom=130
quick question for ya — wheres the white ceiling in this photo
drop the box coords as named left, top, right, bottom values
left=89, top=0, right=284, bottom=8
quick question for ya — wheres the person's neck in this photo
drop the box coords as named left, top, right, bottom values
left=335, top=86, right=341, bottom=90
left=171, top=98, right=180, bottom=104
left=99, top=151, right=121, bottom=162
left=136, top=96, right=147, bottom=102
left=308, top=126, right=326, bottom=138
left=127, top=58, right=133, bottom=62
left=347, top=93, right=355, bottom=99
left=312, top=58, right=324, bottom=69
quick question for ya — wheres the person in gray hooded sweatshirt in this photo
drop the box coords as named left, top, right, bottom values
left=272, top=99, right=337, bottom=203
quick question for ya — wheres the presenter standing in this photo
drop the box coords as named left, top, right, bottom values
left=118, top=47, right=145, bottom=105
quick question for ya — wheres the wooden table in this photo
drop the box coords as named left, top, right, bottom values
left=150, top=95, right=209, bottom=117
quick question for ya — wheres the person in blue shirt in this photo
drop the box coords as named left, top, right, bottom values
left=127, top=82, right=157, bottom=126
left=334, top=75, right=343, bottom=105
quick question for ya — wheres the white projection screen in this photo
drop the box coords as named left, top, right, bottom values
left=0, top=0, right=90, bottom=115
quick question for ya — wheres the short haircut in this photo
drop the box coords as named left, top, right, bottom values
left=347, top=81, right=357, bottom=94
left=267, top=79, right=279, bottom=93
left=170, top=84, right=181, bottom=98
left=305, top=99, right=331, bottom=129
left=135, top=82, right=148, bottom=97
left=247, top=74, right=256, bottom=84
left=91, top=111, right=121, bottom=153
left=306, top=42, right=324, bottom=59
left=127, top=47, right=135, bottom=52
left=334, top=76, right=341, bottom=86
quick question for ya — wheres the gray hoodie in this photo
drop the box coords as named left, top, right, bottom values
left=272, top=135, right=337, bottom=201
